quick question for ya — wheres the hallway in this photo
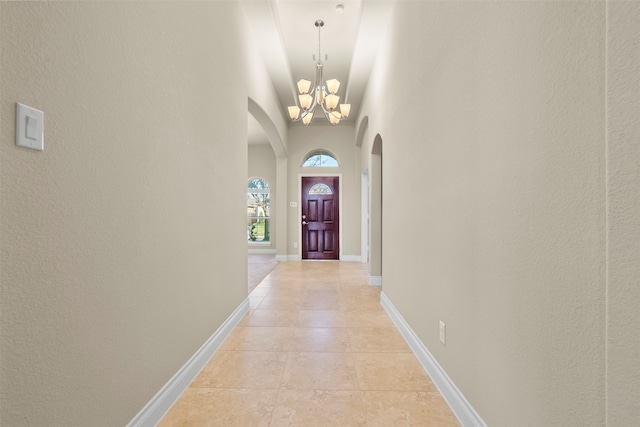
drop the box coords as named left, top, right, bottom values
left=158, top=261, right=460, bottom=426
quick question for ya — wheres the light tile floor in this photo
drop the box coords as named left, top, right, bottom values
left=158, top=261, right=460, bottom=426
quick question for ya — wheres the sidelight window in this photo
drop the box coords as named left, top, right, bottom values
left=247, top=178, right=270, bottom=242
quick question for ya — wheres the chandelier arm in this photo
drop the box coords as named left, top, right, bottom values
left=322, top=108, right=339, bottom=126
left=290, top=85, right=319, bottom=123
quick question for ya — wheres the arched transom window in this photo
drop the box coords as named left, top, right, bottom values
left=302, top=150, right=339, bottom=167
left=309, top=183, right=333, bottom=195
left=247, top=178, right=270, bottom=242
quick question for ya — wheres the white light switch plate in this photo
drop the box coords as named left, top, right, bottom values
left=16, top=103, right=44, bottom=151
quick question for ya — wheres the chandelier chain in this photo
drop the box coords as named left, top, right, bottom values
left=316, top=21, right=324, bottom=62
left=317, top=22, right=322, bottom=62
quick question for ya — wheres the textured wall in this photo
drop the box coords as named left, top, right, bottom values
left=361, top=2, right=607, bottom=425
left=1, top=2, right=251, bottom=425
left=606, top=2, right=640, bottom=424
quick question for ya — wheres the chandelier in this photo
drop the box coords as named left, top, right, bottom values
left=287, top=20, right=351, bottom=126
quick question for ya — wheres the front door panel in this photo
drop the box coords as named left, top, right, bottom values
left=302, top=176, right=339, bottom=260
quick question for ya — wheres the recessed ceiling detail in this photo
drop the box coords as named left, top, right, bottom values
left=241, top=0, right=394, bottom=127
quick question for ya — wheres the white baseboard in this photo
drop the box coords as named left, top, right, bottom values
left=380, top=292, right=486, bottom=427
left=341, top=255, right=362, bottom=262
left=368, top=275, right=382, bottom=286
left=127, top=298, right=250, bottom=427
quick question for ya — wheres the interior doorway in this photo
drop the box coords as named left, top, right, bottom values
left=301, top=176, right=340, bottom=260
left=369, top=135, right=383, bottom=284
left=361, top=169, right=369, bottom=264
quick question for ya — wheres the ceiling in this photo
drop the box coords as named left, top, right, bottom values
left=242, top=0, right=394, bottom=145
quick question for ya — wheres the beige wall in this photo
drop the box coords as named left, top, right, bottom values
left=606, top=2, right=640, bottom=424
left=286, top=124, right=359, bottom=258
left=243, top=22, right=289, bottom=257
left=248, top=144, right=277, bottom=250
left=360, top=2, right=607, bottom=425
left=3, top=1, right=637, bottom=425
left=0, top=2, right=283, bottom=425
left=249, top=145, right=277, bottom=184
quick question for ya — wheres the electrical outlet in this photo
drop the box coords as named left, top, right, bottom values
left=293, top=242, right=298, bottom=249
left=439, top=321, right=446, bottom=345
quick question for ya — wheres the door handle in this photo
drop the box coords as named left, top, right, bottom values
left=302, top=221, right=308, bottom=225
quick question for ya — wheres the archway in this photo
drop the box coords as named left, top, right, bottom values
left=247, top=98, right=288, bottom=263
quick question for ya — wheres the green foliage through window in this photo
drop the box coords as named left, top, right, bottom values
left=247, top=178, right=270, bottom=242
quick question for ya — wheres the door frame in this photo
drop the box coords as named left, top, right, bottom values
left=297, top=173, right=342, bottom=260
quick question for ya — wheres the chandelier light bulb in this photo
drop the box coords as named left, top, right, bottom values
left=339, top=103, right=351, bottom=118
left=288, top=106, right=300, bottom=120
left=326, top=79, right=340, bottom=94
left=298, top=94, right=313, bottom=110
left=302, top=113, right=313, bottom=125
left=297, top=79, right=311, bottom=94
left=325, top=94, right=340, bottom=111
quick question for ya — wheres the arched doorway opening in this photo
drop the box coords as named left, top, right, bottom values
left=369, top=134, right=383, bottom=285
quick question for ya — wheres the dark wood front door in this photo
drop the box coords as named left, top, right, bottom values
left=301, top=176, right=339, bottom=260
